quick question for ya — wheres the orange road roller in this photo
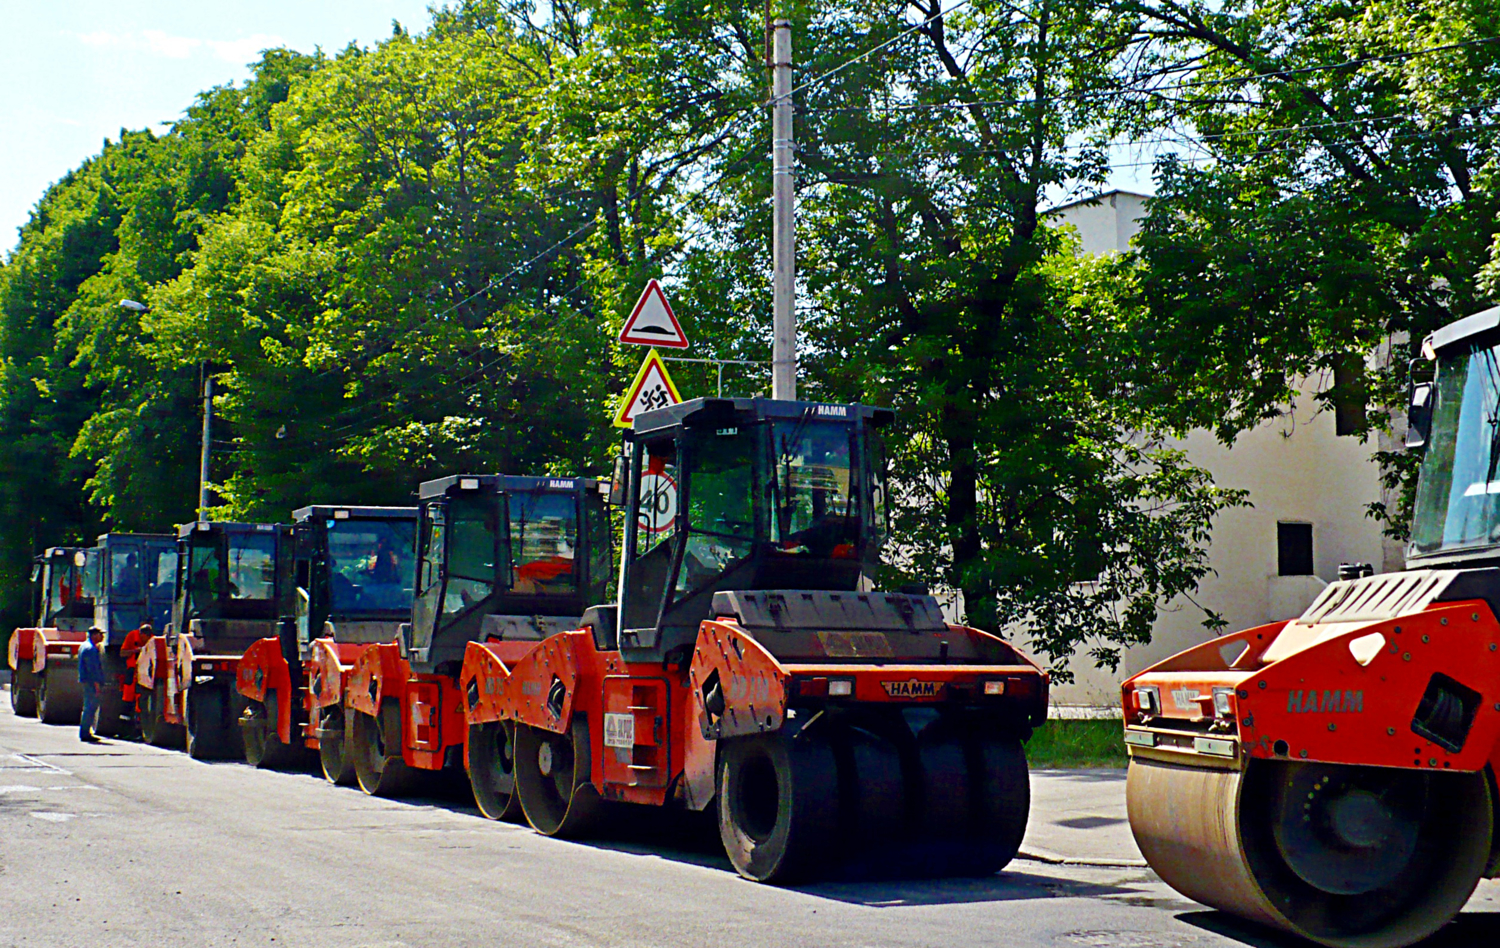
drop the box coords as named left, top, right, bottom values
left=343, top=474, right=611, bottom=798
left=1122, top=306, right=1500, bottom=947
left=134, top=521, right=289, bottom=758
left=8, top=547, right=94, bottom=723
left=470, top=397, right=1048, bottom=882
left=234, top=504, right=417, bottom=775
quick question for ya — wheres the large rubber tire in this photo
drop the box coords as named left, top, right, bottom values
left=717, top=730, right=840, bottom=883
left=469, top=721, right=521, bottom=821
left=318, top=708, right=356, bottom=786
left=905, top=717, right=1030, bottom=877
left=9, top=667, right=38, bottom=717
left=827, top=723, right=907, bottom=879
left=96, top=684, right=126, bottom=737
left=37, top=665, right=83, bottom=725
left=515, top=720, right=602, bottom=838
left=139, top=684, right=184, bottom=748
left=185, top=683, right=240, bottom=760
left=350, top=703, right=420, bottom=797
left=1128, top=757, right=1494, bottom=948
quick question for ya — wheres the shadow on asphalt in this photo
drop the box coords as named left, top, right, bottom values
left=798, top=871, right=1138, bottom=907
left=165, top=753, right=1151, bottom=908
left=1179, top=910, right=1500, bottom=947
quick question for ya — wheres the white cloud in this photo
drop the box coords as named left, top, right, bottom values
left=207, top=34, right=286, bottom=64
left=67, top=29, right=284, bottom=64
left=141, top=30, right=202, bottom=59
left=73, top=30, right=128, bottom=49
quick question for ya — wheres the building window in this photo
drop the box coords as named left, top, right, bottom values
left=1333, top=355, right=1366, bottom=437
left=1278, top=522, right=1314, bottom=576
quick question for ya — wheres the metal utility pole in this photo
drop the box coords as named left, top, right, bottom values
left=198, top=370, right=213, bottom=521
left=770, top=17, right=797, bottom=401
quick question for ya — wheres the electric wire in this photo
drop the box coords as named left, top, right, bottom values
left=239, top=13, right=1499, bottom=452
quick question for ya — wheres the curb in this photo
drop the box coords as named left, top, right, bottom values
left=1016, top=848, right=1148, bottom=869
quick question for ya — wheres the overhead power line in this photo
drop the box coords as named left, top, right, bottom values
left=807, top=35, right=1500, bottom=113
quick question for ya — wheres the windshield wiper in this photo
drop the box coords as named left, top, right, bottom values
left=774, top=407, right=816, bottom=540
left=1482, top=349, right=1500, bottom=485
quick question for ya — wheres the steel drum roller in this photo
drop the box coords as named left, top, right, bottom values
left=1128, top=756, right=1493, bottom=948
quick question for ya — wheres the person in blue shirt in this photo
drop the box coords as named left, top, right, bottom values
left=77, top=628, right=106, bottom=743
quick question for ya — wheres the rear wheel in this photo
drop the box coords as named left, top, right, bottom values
left=717, top=730, right=839, bottom=883
left=469, top=721, right=520, bottom=821
left=96, top=684, right=126, bottom=737
left=186, top=683, right=240, bottom=760
left=1128, top=757, right=1493, bottom=948
left=9, top=667, right=37, bottom=717
left=139, top=684, right=184, bottom=748
left=904, top=717, right=1029, bottom=877
left=515, top=720, right=601, bottom=837
left=826, top=723, right=907, bottom=879
left=318, top=708, right=355, bottom=785
left=37, top=665, right=82, bottom=724
left=350, top=702, right=420, bottom=796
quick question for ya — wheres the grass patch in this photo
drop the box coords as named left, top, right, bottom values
left=1026, top=718, right=1128, bottom=768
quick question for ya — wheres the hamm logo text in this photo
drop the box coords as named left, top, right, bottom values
left=1287, top=690, right=1363, bottom=714
left=882, top=679, right=940, bottom=699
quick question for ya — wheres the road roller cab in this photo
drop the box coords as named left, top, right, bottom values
left=346, top=475, right=608, bottom=798
left=483, top=397, right=1047, bottom=882
left=90, top=532, right=176, bottom=736
left=140, top=520, right=288, bottom=758
left=235, top=504, right=417, bottom=776
left=1122, top=306, right=1500, bottom=948
left=8, top=546, right=97, bottom=723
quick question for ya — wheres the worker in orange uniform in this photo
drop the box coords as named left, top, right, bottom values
left=118, top=623, right=153, bottom=739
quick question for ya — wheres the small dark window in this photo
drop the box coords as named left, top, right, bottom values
left=1333, top=355, right=1366, bottom=437
left=1278, top=522, right=1314, bottom=576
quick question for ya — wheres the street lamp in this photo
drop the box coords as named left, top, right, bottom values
left=120, top=298, right=214, bottom=522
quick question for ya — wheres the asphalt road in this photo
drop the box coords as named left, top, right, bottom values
left=2, top=699, right=1497, bottom=948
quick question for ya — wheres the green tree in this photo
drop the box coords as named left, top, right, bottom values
left=1119, top=0, right=1500, bottom=531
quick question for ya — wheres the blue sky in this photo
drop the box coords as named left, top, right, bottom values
left=1, top=0, right=437, bottom=255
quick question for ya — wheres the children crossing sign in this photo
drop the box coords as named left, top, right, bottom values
left=618, top=279, right=689, bottom=349
left=612, top=348, right=683, bottom=429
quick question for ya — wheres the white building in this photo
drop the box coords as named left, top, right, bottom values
left=1040, top=190, right=1399, bottom=706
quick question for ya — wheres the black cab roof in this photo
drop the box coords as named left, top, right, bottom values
left=176, top=521, right=283, bottom=539
left=417, top=474, right=598, bottom=500
left=292, top=505, right=417, bottom=522
left=631, top=397, right=894, bottom=438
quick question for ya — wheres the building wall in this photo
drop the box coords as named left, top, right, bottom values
left=1040, top=191, right=1392, bottom=706
left=1045, top=396, right=1389, bottom=705
left=1051, top=190, right=1152, bottom=256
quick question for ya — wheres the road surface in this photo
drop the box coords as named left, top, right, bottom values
left=1, top=698, right=1496, bottom=948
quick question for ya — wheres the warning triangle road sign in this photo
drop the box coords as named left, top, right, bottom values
left=613, top=348, right=683, bottom=429
left=619, top=279, right=689, bottom=349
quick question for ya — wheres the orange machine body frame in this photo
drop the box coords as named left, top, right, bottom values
left=346, top=642, right=467, bottom=773
left=1121, top=601, right=1500, bottom=776
left=8, top=627, right=87, bottom=675
left=474, top=616, right=1048, bottom=811
left=236, top=638, right=299, bottom=746
left=132, top=632, right=238, bottom=727
left=234, top=635, right=398, bottom=750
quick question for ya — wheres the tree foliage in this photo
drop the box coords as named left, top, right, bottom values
left=4, top=0, right=1492, bottom=677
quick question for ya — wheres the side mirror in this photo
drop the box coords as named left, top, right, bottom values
left=1406, top=381, right=1434, bottom=451
left=73, top=551, right=87, bottom=567
left=608, top=454, right=629, bottom=507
